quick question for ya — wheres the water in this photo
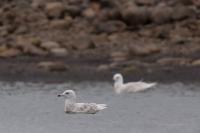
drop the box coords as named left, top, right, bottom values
left=0, top=82, right=200, bottom=133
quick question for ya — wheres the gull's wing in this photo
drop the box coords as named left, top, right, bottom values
left=124, top=81, right=157, bottom=92
left=74, top=103, right=107, bottom=114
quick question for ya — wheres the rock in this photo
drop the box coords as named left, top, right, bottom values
left=97, top=64, right=110, bottom=71
left=37, top=61, right=68, bottom=71
left=192, top=0, right=200, bottom=7
left=50, top=48, right=68, bottom=57
left=128, top=43, right=160, bottom=56
left=157, top=57, right=192, bottom=66
left=95, top=20, right=127, bottom=34
left=65, top=5, right=81, bottom=17
left=50, top=16, right=72, bottom=29
left=40, top=41, right=60, bottom=50
left=171, top=6, right=194, bottom=21
left=122, top=65, right=138, bottom=74
left=191, top=59, right=200, bottom=66
left=151, top=4, right=173, bottom=24
left=16, top=36, right=47, bottom=56
left=45, top=2, right=65, bottom=18
left=82, top=8, right=96, bottom=19
left=0, top=48, right=21, bottom=58
left=110, top=51, right=128, bottom=62
left=121, top=3, right=150, bottom=25
left=135, top=0, right=158, bottom=5
left=91, top=34, right=109, bottom=47
left=31, top=0, right=47, bottom=9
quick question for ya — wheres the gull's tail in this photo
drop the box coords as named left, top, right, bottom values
left=97, top=104, right=107, bottom=110
left=139, top=82, right=157, bottom=91
left=147, top=82, right=157, bottom=88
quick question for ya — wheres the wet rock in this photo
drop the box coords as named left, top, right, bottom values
left=45, top=2, right=65, bottom=18
left=40, top=41, right=60, bottom=50
left=97, top=64, right=110, bottom=71
left=157, top=57, right=192, bottom=66
left=50, top=48, right=68, bottom=57
left=151, top=4, right=173, bottom=24
left=128, top=44, right=160, bottom=56
left=95, top=20, right=126, bottom=34
left=122, top=65, right=139, bottom=74
left=0, top=48, right=21, bottom=58
left=37, top=61, right=68, bottom=71
left=121, top=3, right=150, bottom=25
left=50, top=16, right=72, bottom=29
left=110, top=51, right=128, bottom=62
left=191, top=59, right=200, bottom=66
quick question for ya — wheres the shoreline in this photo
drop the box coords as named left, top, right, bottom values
left=0, top=57, right=199, bottom=83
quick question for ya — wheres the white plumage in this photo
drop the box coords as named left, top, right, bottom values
left=113, top=73, right=157, bottom=94
left=58, top=90, right=107, bottom=114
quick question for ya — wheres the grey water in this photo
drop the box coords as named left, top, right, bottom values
left=0, top=81, right=200, bottom=133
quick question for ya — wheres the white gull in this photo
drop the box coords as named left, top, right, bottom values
left=113, top=73, right=157, bottom=94
left=58, top=90, right=107, bottom=114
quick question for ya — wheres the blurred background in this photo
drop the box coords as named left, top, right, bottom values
left=0, top=1, right=200, bottom=133
left=0, top=0, right=200, bottom=82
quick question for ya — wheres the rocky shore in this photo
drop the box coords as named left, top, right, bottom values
left=0, top=0, right=200, bottom=82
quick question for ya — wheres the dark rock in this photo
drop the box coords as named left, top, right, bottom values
left=65, top=5, right=81, bottom=17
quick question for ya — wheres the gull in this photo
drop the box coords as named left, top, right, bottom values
left=113, top=73, right=157, bottom=94
left=57, top=90, right=107, bottom=114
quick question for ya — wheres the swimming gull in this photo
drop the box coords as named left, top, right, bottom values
left=57, top=90, right=107, bottom=114
left=113, top=73, right=157, bottom=94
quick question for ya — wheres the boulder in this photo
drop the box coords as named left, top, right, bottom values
left=151, top=4, right=173, bottom=24
left=40, top=41, right=60, bottom=50
left=128, top=44, right=160, bottom=56
left=95, top=20, right=126, bottom=34
left=121, top=2, right=150, bottom=25
left=45, top=2, right=65, bottom=18
left=37, top=61, right=68, bottom=71
left=50, top=48, right=68, bottom=57
left=50, top=16, right=72, bottom=29
left=0, top=48, right=21, bottom=57
left=157, top=57, right=192, bottom=66
left=110, top=51, right=128, bottom=62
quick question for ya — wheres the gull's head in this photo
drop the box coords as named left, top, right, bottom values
left=113, top=73, right=123, bottom=82
left=57, top=89, right=76, bottom=99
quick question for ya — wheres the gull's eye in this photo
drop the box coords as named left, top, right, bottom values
left=65, top=92, right=69, bottom=95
